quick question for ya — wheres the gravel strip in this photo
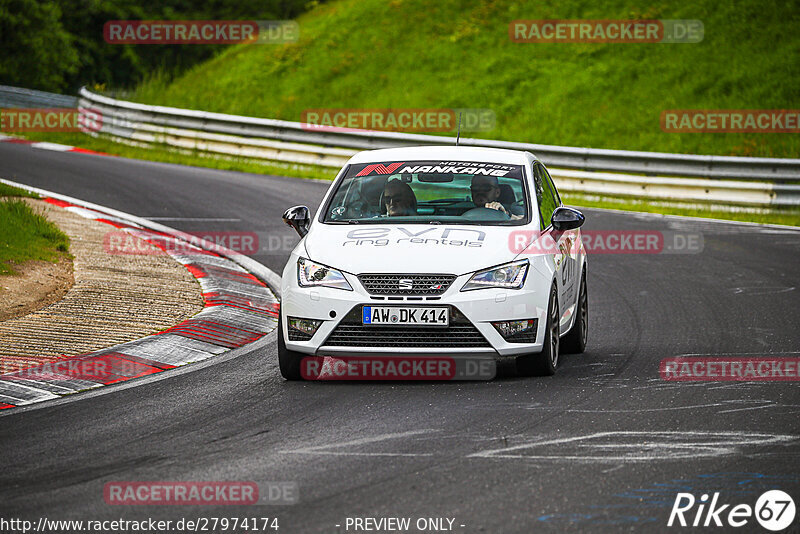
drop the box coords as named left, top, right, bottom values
left=0, top=199, right=205, bottom=374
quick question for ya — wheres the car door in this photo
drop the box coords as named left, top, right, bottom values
left=534, top=163, right=575, bottom=328
left=539, top=164, right=581, bottom=324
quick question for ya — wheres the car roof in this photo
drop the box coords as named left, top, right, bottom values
left=346, top=145, right=536, bottom=166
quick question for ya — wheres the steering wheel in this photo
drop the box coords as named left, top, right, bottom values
left=461, top=207, right=510, bottom=221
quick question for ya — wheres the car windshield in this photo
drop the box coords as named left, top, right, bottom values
left=323, top=160, right=529, bottom=225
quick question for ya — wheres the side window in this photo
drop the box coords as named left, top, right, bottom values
left=535, top=163, right=557, bottom=229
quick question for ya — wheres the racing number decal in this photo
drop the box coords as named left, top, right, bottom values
left=560, top=237, right=573, bottom=285
left=561, top=254, right=574, bottom=286
left=559, top=236, right=577, bottom=303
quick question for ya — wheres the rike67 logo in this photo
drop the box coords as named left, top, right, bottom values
left=669, top=490, right=796, bottom=531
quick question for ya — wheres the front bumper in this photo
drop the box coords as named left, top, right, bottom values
left=281, top=268, right=548, bottom=358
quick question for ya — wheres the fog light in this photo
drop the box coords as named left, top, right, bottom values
left=287, top=317, right=322, bottom=340
left=491, top=319, right=538, bottom=343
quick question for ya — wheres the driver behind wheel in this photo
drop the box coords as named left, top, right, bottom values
left=383, top=178, right=417, bottom=216
left=470, top=176, right=522, bottom=219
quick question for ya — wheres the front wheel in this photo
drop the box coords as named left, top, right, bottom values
left=516, top=286, right=560, bottom=377
left=277, top=314, right=304, bottom=380
left=561, top=270, right=588, bottom=354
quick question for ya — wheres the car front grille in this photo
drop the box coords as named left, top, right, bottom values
left=322, top=306, right=490, bottom=348
left=357, top=274, right=457, bottom=296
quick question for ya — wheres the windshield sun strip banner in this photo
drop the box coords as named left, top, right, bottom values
left=350, top=160, right=524, bottom=178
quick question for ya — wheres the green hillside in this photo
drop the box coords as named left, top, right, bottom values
left=128, top=0, right=800, bottom=158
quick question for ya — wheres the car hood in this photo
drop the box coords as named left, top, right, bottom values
left=303, top=223, right=521, bottom=275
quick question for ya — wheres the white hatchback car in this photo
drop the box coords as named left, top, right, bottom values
left=278, top=146, right=587, bottom=379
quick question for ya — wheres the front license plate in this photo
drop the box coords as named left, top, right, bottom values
left=362, top=306, right=449, bottom=326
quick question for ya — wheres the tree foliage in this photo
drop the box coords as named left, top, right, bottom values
left=0, top=0, right=321, bottom=92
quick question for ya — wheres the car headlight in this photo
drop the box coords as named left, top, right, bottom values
left=297, top=257, right=352, bottom=290
left=461, top=259, right=529, bottom=291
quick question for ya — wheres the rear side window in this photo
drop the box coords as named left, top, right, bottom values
left=535, top=163, right=558, bottom=229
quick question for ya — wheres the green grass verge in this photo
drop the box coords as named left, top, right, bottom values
left=15, top=131, right=337, bottom=182
left=0, top=182, right=39, bottom=198
left=125, top=0, right=799, bottom=158
left=0, top=198, right=71, bottom=275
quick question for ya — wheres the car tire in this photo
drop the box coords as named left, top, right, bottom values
left=561, top=269, right=588, bottom=354
left=278, top=314, right=304, bottom=380
left=516, top=285, right=559, bottom=377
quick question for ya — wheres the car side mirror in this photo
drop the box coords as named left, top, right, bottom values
left=551, top=206, right=585, bottom=231
left=282, top=205, right=310, bottom=237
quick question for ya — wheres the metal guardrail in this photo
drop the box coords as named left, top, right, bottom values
left=0, top=85, right=77, bottom=109
left=74, top=87, right=800, bottom=207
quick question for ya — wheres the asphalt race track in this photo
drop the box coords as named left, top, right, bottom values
left=1, top=143, right=799, bottom=533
